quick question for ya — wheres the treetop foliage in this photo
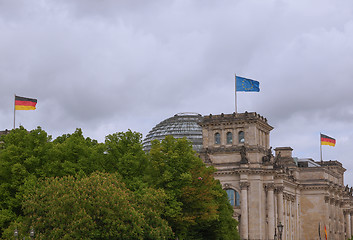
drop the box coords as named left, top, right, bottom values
left=0, top=127, right=239, bottom=239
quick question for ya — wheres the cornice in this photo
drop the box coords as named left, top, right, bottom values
left=200, top=145, right=267, bottom=154
left=298, top=184, right=330, bottom=191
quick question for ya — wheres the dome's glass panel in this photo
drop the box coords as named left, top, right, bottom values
left=142, top=113, right=203, bottom=152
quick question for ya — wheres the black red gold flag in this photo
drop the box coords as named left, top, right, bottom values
left=321, top=134, right=335, bottom=147
left=15, top=96, right=37, bottom=110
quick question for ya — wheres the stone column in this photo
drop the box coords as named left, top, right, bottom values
left=265, top=183, right=275, bottom=240
left=240, top=182, right=250, bottom=240
left=350, top=211, right=353, bottom=239
left=324, top=196, right=330, bottom=240
left=335, top=200, right=339, bottom=239
left=330, top=197, right=335, bottom=239
left=345, top=210, right=351, bottom=238
left=276, top=186, right=284, bottom=226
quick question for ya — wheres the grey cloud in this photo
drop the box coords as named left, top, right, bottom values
left=1, top=0, right=353, bottom=183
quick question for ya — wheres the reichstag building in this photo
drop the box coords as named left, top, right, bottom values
left=143, top=112, right=353, bottom=240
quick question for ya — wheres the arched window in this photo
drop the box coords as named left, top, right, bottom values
left=226, top=189, right=240, bottom=207
left=226, top=132, right=233, bottom=144
left=214, top=132, right=221, bottom=145
left=238, top=131, right=245, bottom=143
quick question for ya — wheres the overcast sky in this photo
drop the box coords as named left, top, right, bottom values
left=1, top=0, right=353, bottom=184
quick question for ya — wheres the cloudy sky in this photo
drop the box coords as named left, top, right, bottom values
left=1, top=0, right=353, bottom=183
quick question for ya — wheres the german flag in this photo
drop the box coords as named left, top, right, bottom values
left=324, top=225, right=327, bottom=240
left=15, top=96, right=37, bottom=110
left=321, top=134, right=335, bottom=147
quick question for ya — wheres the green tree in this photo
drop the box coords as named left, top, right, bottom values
left=103, top=130, right=148, bottom=190
left=4, top=172, right=172, bottom=240
left=0, top=127, right=106, bottom=236
left=146, top=136, right=239, bottom=240
left=45, top=128, right=106, bottom=177
left=1, top=127, right=240, bottom=239
left=0, top=127, right=52, bottom=233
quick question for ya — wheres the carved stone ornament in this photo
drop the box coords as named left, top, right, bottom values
left=262, top=147, right=273, bottom=163
left=240, top=182, right=250, bottom=190
left=239, top=146, right=249, bottom=164
left=264, top=183, right=275, bottom=191
left=204, top=152, right=212, bottom=164
left=275, top=186, right=284, bottom=193
left=344, top=209, right=351, bottom=215
left=283, top=193, right=296, bottom=202
left=273, top=151, right=281, bottom=168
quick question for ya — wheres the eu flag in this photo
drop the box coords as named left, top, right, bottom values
left=236, top=76, right=260, bottom=92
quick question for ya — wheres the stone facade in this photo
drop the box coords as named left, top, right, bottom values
left=0, top=129, right=10, bottom=137
left=199, top=112, right=353, bottom=240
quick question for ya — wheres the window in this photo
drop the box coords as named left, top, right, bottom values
left=214, top=132, right=221, bottom=145
left=226, top=189, right=240, bottom=207
left=226, top=132, right=233, bottom=144
left=238, top=131, right=245, bottom=143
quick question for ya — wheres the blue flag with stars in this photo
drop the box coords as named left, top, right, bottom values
left=236, top=76, right=260, bottom=92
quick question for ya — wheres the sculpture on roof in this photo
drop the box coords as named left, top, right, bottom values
left=273, top=151, right=281, bottom=168
left=240, top=146, right=248, bottom=164
left=262, top=147, right=273, bottom=163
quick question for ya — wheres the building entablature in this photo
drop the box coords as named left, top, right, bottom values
left=298, top=166, right=343, bottom=183
left=298, top=184, right=330, bottom=191
left=214, top=170, right=236, bottom=176
left=328, top=182, right=346, bottom=195
left=321, top=160, right=346, bottom=172
left=200, top=145, right=268, bottom=154
left=227, top=167, right=296, bottom=177
left=342, top=201, right=353, bottom=209
left=326, top=196, right=345, bottom=207
left=282, top=179, right=299, bottom=190
left=201, top=112, right=272, bottom=128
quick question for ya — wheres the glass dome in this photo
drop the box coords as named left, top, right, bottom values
left=143, top=112, right=203, bottom=152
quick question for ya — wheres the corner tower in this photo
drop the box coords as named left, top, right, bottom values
left=199, top=111, right=273, bottom=166
left=199, top=112, right=275, bottom=240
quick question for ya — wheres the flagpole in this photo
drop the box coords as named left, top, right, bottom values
left=320, top=132, right=323, bottom=163
left=13, top=94, right=16, bottom=129
left=235, top=74, right=237, bottom=113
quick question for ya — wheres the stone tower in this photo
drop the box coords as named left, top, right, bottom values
left=199, top=112, right=276, bottom=240
left=199, top=112, right=352, bottom=240
left=199, top=111, right=273, bottom=165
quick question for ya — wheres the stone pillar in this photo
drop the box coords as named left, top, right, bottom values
left=335, top=200, right=339, bottom=239
left=276, top=186, right=284, bottom=226
left=289, top=196, right=293, bottom=240
left=324, top=196, right=330, bottom=240
left=345, top=211, right=351, bottom=238
left=240, top=182, right=250, bottom=240
left=330, top=197, right=336, bottom=239
left=265, top=183, right=275, bottom=240
left=350, top=211, right=353, bottom=239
